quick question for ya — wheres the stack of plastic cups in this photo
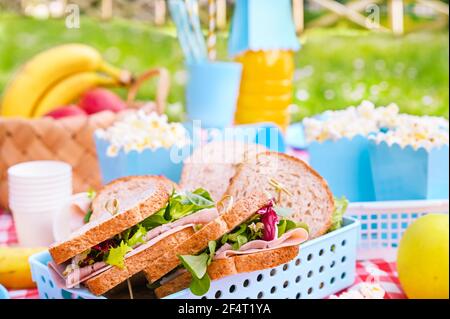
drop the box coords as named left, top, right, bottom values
left=8, top=161, right=72, bottom=247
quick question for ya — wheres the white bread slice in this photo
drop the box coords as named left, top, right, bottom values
left=180, top=141, right=267, bottom=201
left=225, top=152, right=334, bottom=238
left=143, top=191, right=271, bottom=283
left=49, top=176, right=170, bottom=264
left=154, top=245, right=299, bottom=298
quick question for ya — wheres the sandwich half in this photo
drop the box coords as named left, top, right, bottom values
left=154, top=198, right=310, bottom=298
left=48, top=175, right=219, bottom=296
left=226, top=152, right=335, bottom=238
left=151, top=153, right=336, bottom=298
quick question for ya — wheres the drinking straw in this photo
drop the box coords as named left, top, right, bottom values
left=185, top=0, right=207, bottom=59
left=207, top=0, right=217, bottom=60
left=177, top=0, right=204, bottom=62
left=168, top=0, right=194, bottom=63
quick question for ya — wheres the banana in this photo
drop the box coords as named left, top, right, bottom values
left=1, top=43, right=130, bottom=118
left=32, top=72, right=120, bottom=117
left=0, top=246, right=46, bottom=289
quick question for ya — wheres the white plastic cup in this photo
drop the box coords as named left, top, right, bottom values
left=8, top=161, right=73, bottom=246
left=8, top=188, right=72, bottom=202
left=11, top=209, right=55, bottom=247
left=8, top=161, right=71, bottom=179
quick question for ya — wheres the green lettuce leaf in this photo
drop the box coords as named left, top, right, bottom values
left=126, top=224, right=147, bottom=247
left=142, top=188, right=215, bottom=229
left=189, top=272, right=210, bottom=296
left=207, top=241, right=216, bottom=266
left=83, top=208, right=93, bottom=223
left=105, top=241, right=132, bottom=269
left=178, top=240, right=217, bottom=296
left=179, top=253, right=209, bottom=279
left=231, top=235, right=248, bottom=250
left=277, top=219, right=308, bottom=237
left=328, top=196, right=349, bottom=232
left=296, top=222, right=310, bottom=234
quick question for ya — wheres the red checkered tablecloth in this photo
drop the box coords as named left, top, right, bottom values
left=0, top=210, right=406, bottom=299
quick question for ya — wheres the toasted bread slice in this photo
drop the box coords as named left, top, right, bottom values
left=85, top=226, right=194, bottom=296
left=180, top=141, right=266, bottom=201
left=49, top=176, right=170, bottom=264
left=91, top=175, right=176, bottom=219
left=143, top=191, right=271, bottom=283
left=155, top=246, right=299, bottom=298
left=225, top=152, right=334, bottom=238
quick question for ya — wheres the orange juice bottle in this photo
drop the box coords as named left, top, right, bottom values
left=229, top=0, right=299, bottom=131
left=234, top=50, right=295, bottom=131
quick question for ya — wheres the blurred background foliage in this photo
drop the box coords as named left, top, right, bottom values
left=0, top=1, right=448, bottom=122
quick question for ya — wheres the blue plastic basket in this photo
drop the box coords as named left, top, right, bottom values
left=29, top=217, right=359, bottom=299
left=0, top=284, right=9, bottom=299
left=347, top=200, right=449, bottom=259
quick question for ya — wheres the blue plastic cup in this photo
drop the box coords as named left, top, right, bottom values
left=186, top=61, right=243, bottom=128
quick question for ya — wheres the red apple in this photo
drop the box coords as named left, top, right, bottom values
left=45, top=105, right=87, bottom=119
left=78, top=88, right=127, bottom=115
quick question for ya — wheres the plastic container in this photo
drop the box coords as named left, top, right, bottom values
left=229, top=0, right=300, bottom=131
left=11, top=209, right=54, bottom=247
left=95, top=135, right=188, bottom=184
left=308, top=135, right=375, bottom=202
left=29, top=217, right=359, bottom=299
left=234, top=50, right=294, bottom=131
left=347, top=199, right=449, bottom=260
left=0, top=284, right=9, bottom=299
left=369, top=141, right=449, bottom=200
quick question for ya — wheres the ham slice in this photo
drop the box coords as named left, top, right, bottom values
left=213, top=228, right=309, bottom=260
left=143, top=208, right=219, bottom=241
left=48, top=208, right=219, bottom=289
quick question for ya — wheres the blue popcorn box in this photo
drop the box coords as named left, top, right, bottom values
left=308, top=135, right=375, bottom=202
left=368, top=140, right=449, bottom=200
left=94, top=135, right=190, bottom=184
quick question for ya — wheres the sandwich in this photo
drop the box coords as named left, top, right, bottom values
left=180, top=141, right=267, bottom=201
left=145, top=152, right=336, bottom=297
left=183, top=144, right=335, bottom=238
left=48, top=175, right=220, bottom=296
left=225, top=151, right=335, bottom=238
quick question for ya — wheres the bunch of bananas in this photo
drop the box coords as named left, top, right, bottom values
left=0, top=44, right=132, bottom=118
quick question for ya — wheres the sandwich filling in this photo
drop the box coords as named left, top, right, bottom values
left=49, top=188, right=217, bottom=288
left=172, top=197, right=349, bottom=296
left=172, top=199, right=310, bottom=296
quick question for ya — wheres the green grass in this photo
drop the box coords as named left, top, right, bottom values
left=0, top=14, right=448, bottom=122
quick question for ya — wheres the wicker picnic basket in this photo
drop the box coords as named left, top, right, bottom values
left=0, top=68, right=170, bottom=209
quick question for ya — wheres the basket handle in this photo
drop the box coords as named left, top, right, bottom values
left=126, top=68, right=170, bottom=115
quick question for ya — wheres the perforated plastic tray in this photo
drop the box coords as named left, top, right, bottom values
left=29, top=217, right=358, bottom=299
left=348, top=200, right=449, bottom=260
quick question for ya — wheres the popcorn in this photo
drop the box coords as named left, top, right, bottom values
left=304, top=100, right=397, bottom=142
left=96, top=110, right=190, bottom=157
left=369, top=114, right=449, bottom=151
left=304, top=100, right=449, bottom=150
left=329, top=283, right=385, bottom=299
